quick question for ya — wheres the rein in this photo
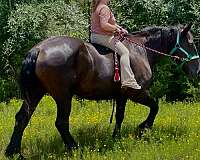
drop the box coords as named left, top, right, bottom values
left=115, top=31, right=199, bottom=63
left=123, top=35, right=182, bottom=60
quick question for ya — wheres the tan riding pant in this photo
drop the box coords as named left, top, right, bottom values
left=91, top=33, right=137, bottom=87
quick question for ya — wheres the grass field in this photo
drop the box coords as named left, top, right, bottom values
left=1, top=96, right=200, bottom=159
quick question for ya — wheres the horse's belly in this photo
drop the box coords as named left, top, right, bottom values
left=75, top=91, right=120, bottom=100
left=74, top=78, right=121, bottom=100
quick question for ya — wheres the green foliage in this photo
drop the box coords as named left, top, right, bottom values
left=150, top=59, right=173, bottom=99
left=110, top=0, right=168, bottom=31
left=5, top=0, right=88, bottom=67
left=0, top=1, right=9, bottom=42
left=150, top=59, right=196, bottom=102
left=0, top=0, right=88, bottom=101
left=0, top=78, right=19, bottom=102
left=111, top=0, right=200, bottom=33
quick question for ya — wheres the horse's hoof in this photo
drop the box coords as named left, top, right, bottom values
left=135, top=127, right=145, bottom=138
left=5, top=145, right=20, bottom=158
left=112, top=127, right=121, bottom=139
left=64, top=144, right=78, bottom=157
left=19, top=154, right=25, bottom=160
left=5, top=153, right=24, bottom=160
left=65, top=143, right=78, bottom=151
left=112, top=132, right=121, bottom=139
left=136, top=123, right=152, bottom=138
left=138, top=122, right=151, bottom=130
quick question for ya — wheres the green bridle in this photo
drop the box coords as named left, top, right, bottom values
left=169, top=31, right=199, bottom=68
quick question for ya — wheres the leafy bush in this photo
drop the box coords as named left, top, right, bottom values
left=0, top=0, right=88, bottom=101
left=0, top=78, right=20, bottom=102
left=149, top=59, right=196, bottom=102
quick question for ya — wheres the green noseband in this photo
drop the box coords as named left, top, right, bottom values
left=169, top=32, right=199, bottom=68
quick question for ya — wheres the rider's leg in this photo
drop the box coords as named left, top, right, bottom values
left=114, top=40, right=141, bottom=89
left=90, top=33, right=141, bottom=89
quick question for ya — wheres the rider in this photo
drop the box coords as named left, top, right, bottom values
left=90, top=0, right=141, bottom=90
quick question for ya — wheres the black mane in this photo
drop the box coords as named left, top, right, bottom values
left=132, top=26, right=179, bottom=38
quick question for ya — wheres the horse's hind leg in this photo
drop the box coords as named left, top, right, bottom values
left=112, top=97, right=128, bottom=138
left=54, top=96, right=77, bottom=151
left=5, top=89, right=44, bottom=157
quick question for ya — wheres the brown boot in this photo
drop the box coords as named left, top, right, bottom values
left=121, top=81, right=141, bottom=90
left=121, top=85, right=142, bottom=97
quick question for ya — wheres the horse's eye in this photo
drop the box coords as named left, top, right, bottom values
left=189, top=43, right=194, bottom=47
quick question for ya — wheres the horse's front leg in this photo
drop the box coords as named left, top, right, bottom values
left=112, top=97, right=127, bottom=138
left=131, top=90, right=159, bottom=132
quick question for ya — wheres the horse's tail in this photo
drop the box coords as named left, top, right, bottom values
left=19, top=48, right=40, bottom=99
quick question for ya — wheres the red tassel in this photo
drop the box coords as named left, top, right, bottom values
left=114, top=65, right=120, bottom=82
left=114, top=51, right=120, bottom=82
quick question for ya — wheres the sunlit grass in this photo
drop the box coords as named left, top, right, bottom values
left=1, top=96, right=200, bottom=159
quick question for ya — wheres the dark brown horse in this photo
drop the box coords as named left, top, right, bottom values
left=5, top=24, right=200, bottom=157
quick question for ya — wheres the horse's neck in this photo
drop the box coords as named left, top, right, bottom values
left=124, top=28, right=175, bottom=67
left=144, top=29, right=173, bottom=67
left=145, top=38, right=162, bottom=67
left=123, top=33, right=162, bottom=67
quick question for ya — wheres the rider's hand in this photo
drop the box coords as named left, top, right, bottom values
left=114, top=27, right=121, bottom=33
left=121, top=28, right=128, bottom=34
left=114, top=27, right=121, bottom=36
left=114, top=27, right=128, bottom=37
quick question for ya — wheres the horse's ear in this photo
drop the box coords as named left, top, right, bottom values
left=181, top=23, right=193, bottom=37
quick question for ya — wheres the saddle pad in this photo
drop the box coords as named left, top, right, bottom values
left=91, top=43, right=114, bottom=55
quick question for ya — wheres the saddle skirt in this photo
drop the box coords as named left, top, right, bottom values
left=90, top=43, right=120, bottom=82
left=90, top=43, right=114, bottom=55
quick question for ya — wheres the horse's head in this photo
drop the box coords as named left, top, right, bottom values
left=169, top=23, right=200, bottom=79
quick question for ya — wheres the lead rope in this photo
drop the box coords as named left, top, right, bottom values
left=123, top=35, right=183, bottom=60
left=110, top=38, right=121, bottom=124
left=113, top=38, right=120, bottom=82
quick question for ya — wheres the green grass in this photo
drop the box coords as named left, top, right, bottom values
left=1, top=96, right=200, bottom=159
